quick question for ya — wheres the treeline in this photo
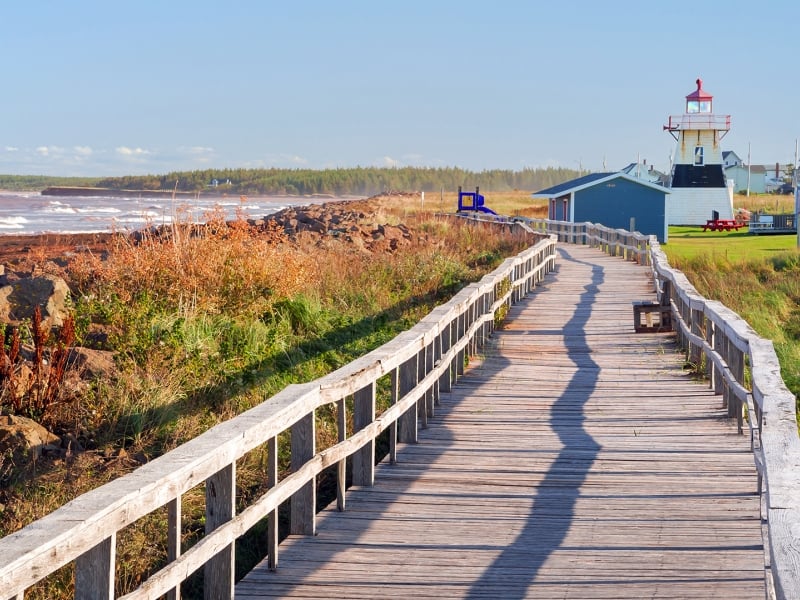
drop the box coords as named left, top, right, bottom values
left=0, top=175, right=101, bottom=190
left=93, top=167, right=580, bottom=196
left=1, top=166, right=581, bottom=196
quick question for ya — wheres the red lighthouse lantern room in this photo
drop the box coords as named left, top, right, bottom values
left=685, top=78, right=712, bottom=113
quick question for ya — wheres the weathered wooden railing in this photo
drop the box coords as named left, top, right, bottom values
left=452, top=214, right=651, bottom=265
left=522, top=216, right=800, bottom=600
left=647, top=239, right=800, bottom=600
left=0, top=232, right=557, bottom=600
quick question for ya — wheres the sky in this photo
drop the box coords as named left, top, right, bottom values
left=1, top=1, right=798, bottom=178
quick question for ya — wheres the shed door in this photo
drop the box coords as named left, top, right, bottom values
left=562, top=198, right=570, bottom=222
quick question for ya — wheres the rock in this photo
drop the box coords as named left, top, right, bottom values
left=60, top=432, right=84, bottom=453
left=0, top=415, right=61, bottom=458
left=0, top=273, right=71, bottom=327
left=260, top=198, right=418, bottom=254
left=66, top=347, right=117, bottom=379
left=11, top=363, right=34, bottom=399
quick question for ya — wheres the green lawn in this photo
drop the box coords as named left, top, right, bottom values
left=662, top=224, right=800, bottom=410
left=665, top=226, right=800, bottom=262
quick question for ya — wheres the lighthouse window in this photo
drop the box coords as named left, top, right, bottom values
left=694, top=146, right=704, bottom=166
left=687, top=100, right=700, bottom=113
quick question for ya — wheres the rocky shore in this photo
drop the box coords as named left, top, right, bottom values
left=0, top=194, right=422, bottom=267
left=0, top=232, right=117, bottom=265
left=0, top=194, right=427, bottom=469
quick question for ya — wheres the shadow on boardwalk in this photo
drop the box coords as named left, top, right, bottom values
left=464, top=251, right=603, bottom=598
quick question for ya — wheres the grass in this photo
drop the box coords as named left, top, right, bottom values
left=666, top=227, right=799, bottom=261
left=663, top=193, right=800, bottom=414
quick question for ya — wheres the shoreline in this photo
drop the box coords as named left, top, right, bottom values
left=0, top=232, right=119, bottom=264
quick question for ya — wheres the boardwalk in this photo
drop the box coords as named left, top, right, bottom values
left=237, top=245, right=764, bottom=599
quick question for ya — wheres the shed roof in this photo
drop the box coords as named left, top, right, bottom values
left=532, top=172, right=671, bottom=198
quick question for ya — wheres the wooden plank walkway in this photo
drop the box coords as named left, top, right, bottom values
left=237, top=245, right=764, bottom=599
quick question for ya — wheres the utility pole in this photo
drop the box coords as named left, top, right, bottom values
left=795, top=139, right=799, bottom=248
left=746, top=142, right=751, bottom=197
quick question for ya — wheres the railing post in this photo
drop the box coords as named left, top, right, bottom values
left=690, top=305, right=704, bottom=369
left=712, top=323, right=724, bottom=396
left=439, top=319, right=453, bottom=394
left=426, top=336, right=437, bottom=411
left=267, top=435, right=278, bottom=570
left=398, top=355, right=418, bottom=444
left=75, top=535, right=115, bottom=600
left=704, top=317, right=715, bottom=387
left=336, top=397, right=347, bottom=511
left=290, top=413, right=316, bottom=535
left=480, top=290, right=490, bottom=348
left=456, top=311, right=466, bottom=378
left=433, top=329, right=443, bottom=405
left=352, top=382, right=376, bottom=486
left=719, top=330, right=731, bottom=410
left=205, top=463, right=235, bottom=599
left=417, top=348, right=428, bottom=429
left=167, top=496, right=181, bottom=600
left=730, top=344, right=745, bottom=434
left=389, top=369, right=398, bottom=462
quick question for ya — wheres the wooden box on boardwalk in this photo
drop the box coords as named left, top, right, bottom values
left=632, top=299, right=672, bottom=333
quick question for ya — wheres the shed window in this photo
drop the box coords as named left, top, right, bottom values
left=694, top=146, right=704, bottom=166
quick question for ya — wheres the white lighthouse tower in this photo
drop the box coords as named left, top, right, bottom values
left=663, top=78, right=734, bottom=225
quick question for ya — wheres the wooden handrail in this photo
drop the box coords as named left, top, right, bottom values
left=647, top=239, right=800, bottom=600
left=0, top=232, right=557, bottom=600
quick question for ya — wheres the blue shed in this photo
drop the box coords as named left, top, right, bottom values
left=532, top=172, right=670, bottom=242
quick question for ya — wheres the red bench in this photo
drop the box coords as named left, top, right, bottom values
left=702, top=219, right=741, bottom=232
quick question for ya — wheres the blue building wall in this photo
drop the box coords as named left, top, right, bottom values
left=573, top=178, right=666, bottom=242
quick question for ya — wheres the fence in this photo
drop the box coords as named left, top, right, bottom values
left=0, top=228, right=557, bottom=600
left=521, top=217, right=800, bottom=600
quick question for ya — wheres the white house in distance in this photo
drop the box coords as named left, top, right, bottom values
left=722, top=150, right=743, bottom=168
left=664, top=79, right=735, bottom=225
left=725, top=162, right=766, bottom=193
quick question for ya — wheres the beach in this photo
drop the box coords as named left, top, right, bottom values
left=0, top=232, right=117, bottom=265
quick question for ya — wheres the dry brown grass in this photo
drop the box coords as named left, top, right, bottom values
left=734, top=192, right=796, bottom=214
left=69, top=208, right=307, bottom=316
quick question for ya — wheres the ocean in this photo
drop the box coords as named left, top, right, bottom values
left=0, top=191, right=316, bottom=236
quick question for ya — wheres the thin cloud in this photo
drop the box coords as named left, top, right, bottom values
left=4, top=146, right=19, bottom=152
left=116, top=146, right=151, bottom=156
left=181, top=146, right=214, bottom=155
left=401, top=153, right=425, bottom=166
left=380, top=156, right=402, bottom=168
left=74, top=146, right=93, bottom=156
left=254, top=153, right=309, bottom=168
left=36, top=145, right=65, bottom=157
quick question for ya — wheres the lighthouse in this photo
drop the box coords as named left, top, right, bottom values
left=664, top=78, right=734, bottom=225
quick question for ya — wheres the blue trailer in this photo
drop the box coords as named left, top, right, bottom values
left=458, top=186, right=497, bottom=215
